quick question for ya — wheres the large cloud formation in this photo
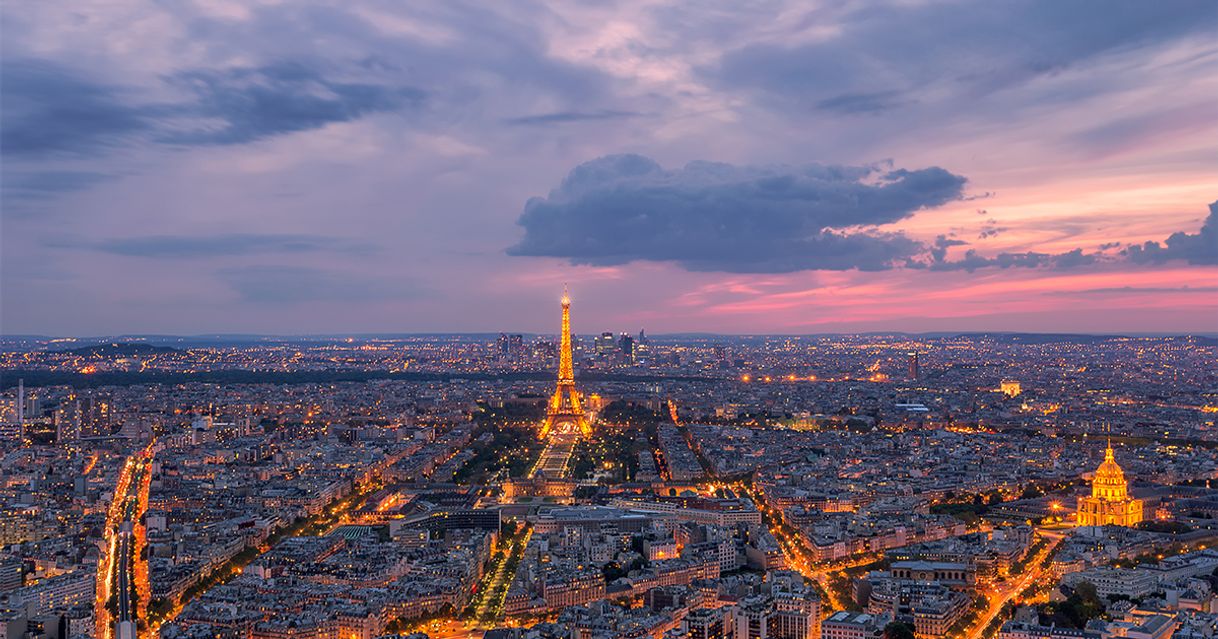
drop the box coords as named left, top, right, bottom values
left=708, top=1, right=1217, bottom=124
left=511, top=156, right=1218, bottom=274
left=0, top=59, right=157, bottom=157
left=164, top=63, right=424, bottom=146
left=1124, top=200, right=1218, bottom=265
left=0, top=58, right=424, bottom=157
left=923, top=247, right=1098, bottom=272
left=509, top=154, right=966, bottom=273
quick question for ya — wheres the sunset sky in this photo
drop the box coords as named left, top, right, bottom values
left=2, top=0, right=1216, bottom=335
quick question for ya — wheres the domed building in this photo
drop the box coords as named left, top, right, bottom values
left=1076, top=443, right=1143, bottom=527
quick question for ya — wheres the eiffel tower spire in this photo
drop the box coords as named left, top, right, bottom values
left=558, top=284, right=573, bottom=384
left=540, top=286, right=590, bottom=439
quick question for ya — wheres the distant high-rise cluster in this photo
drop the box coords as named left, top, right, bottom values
left=594, top=331, right=616, bottom=355
left=592, top=330, right=641, bottom=365
left=496, top=333, right=525, bottom=360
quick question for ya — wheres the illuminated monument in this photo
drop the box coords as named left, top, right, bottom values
left=1077, top=442, right=1143, bottom=527
left=539, top=287, right=591, bottom=439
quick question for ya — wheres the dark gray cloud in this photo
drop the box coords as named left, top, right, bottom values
left=708, top=1, right=1217, bottom=118
left=978, top=221, right=1008, bottom=239
left=1053, top=248, right=1100, bottom=269
left=1124, top=200, right=1218, bottom=265
left=510, top=152, right=1201, bottom=277
left=919, top=202, right=1218, bottom=271
left=925, top=247, right=1100, bottom=272
left=0, top=59, right=156, bottom=157
left=49, top=234, right=374, bottom=258
left=217, top=266, right=422, bottom=304
left=509, top=154, right=966, bottom=273
left=502, top=110, right=641, bottom=126
left=1, top=56, right=429, bottom=214
left=163, top=63, right=425, bottom=145
left=0, top=57, right=424, bottom=155
left=931, top=235, right=967, bottom=262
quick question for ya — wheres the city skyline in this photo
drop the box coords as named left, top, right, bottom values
left=3, top=321, right=1216, bottom=638
left=3, top=1, right=1217, bottom=335
left=3, top=4, right=1217, bottom=638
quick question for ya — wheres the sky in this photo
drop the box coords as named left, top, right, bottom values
left=2, top=0, right=1216, bottom=336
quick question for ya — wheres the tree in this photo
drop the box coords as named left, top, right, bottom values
left=1040, top=581, right=1104, bottom=629
left=883, top=621, right=917, bottom=639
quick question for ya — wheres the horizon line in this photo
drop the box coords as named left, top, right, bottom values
left=4, top=330, right=1217, bottom=341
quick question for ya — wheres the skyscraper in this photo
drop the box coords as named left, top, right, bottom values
left=539, top=287, right=591, bottom=439
left=497, top=333, right=524, bottom=360
left=618, top=333, right=635, bottom=363
left=79, top=395, right=113, bottom=439
left=907, top=352, right=920, bottom=381
left=595, top=332, right=617, bottom=355
left=635, top=329, right=650, bottom=364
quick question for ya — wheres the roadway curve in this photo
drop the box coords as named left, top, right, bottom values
left=964, top=530, right=1065, bottom=639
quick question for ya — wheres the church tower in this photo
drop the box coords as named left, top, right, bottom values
left=539, top=287, right=591, bottom=439
left=1077, top=442, right=1144, bottom=527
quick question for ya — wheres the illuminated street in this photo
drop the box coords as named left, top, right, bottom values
left=963, top=530, right=1066, bottom=639
left=471, top=527, right=532, bottom=625
left=96, top=444, right=154, bottom=639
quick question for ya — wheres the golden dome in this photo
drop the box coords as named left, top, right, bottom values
left=1095, top=446, right=1125, bottom=480
left=1078, top=441, right=1144, bottom=527
left=1091, top=444, right=1129, bottom=500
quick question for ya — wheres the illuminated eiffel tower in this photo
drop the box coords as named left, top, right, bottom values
left=539, top=286, right=591, bottom=439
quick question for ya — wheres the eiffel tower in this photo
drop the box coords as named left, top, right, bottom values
left=539, top=286, right=591, bottom=439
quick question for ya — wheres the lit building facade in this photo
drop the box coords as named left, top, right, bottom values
left=1076, top=444, right=1143, bottom=527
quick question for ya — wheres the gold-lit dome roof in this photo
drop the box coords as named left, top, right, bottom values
left=1090, top=444, right=1130, bottom=501
left=1094, top=446, right=1125, bottom=481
